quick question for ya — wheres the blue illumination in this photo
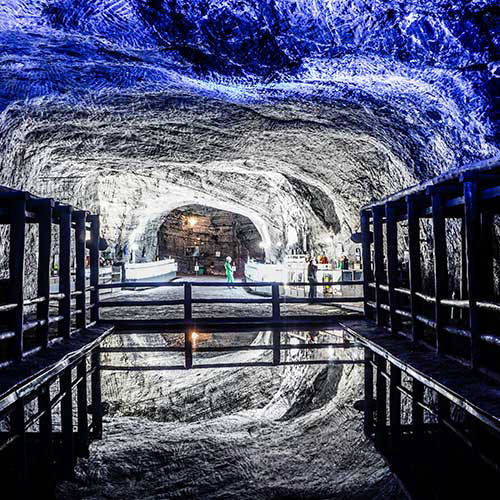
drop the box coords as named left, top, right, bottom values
left=0, top=1, right=497, bottom=143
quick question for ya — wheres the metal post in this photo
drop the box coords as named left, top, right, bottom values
left=37, top=199, right=53, bottom=349
left=74, top=211, right=87, bottom=330
left=89, top=214, right=100, bottom=323
left=9, top=196, right=26, bottom=359
left=58, top=206, right=72, bottom=338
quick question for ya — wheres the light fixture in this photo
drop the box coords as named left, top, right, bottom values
left=259, top=241, right=266, bottom=249
left=187, top=216, right=197, bottom=227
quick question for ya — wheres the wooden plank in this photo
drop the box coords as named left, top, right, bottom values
left=60, top=367, right=75, bottom=478
left=389, top=364, right=402, bottom=452
left=37, top=382, right=55, bottom=496
left=272, top=283, right=280, bottom=321
left=412, top=378, right=424, bottom=439
left=361, top=210, right=373, bottom=320
left=90, top=349, right=102, bottom=439
left=463, top=181, right=480, bottom=368
left=385, top=202, right=399, bottom=334
left=77, top=357, right=89, bottom=457
left=184, top=328, right=193, bottom=369
left=58, top=206, right=72, bottom=339
left=364, top=348, right=374, bottom=436
left=12, top=398, right=27, bottom=489
left=272, top=328, right=280, bottom=365
left=74, top=211, right=87, bottom=330
left=37, top=199, right=53, bottom=349
left=406, top=196, right=422, bottom=343
left=89, top=214, right=100, bottom=323
left=431, top=192, right=448, bottom=354
left=184, top=283, right=192, bottom=321
left=375, top=354, right=387, bottom=448
left=9, top=197, right=26, bottom=360
left=372, top=206, right=386, bottom=327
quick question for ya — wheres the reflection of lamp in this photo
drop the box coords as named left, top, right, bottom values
left=188, top=216, right=197, bottom=227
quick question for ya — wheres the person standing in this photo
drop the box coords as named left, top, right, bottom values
left=307, top=255, right=318, bottom=303
left=225, top=256, right=235, bottom=288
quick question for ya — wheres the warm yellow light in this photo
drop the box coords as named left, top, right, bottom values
left=188, top=216, right=197, bottom=227
left=191, top=331, right=198, bottom=341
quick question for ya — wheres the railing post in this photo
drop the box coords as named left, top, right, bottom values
left=89, top=214, right=100, bottom=323
left=406, top=196, right=422, bottom=343
left=386, top=202, right=399, bottom=334
left=271, top=283, right=280, bottom=322
left=412, top=378, right=424, bottom=440
left=74, top=211, right=87, bottom=330
left=12, top=398, right=27, bottom=490
left=9, top=196, right=26, bottom=360
left=185, top=327, right=193, bottom=369
left=372, top=206, right=385, bottom=327
left=463, top=180, right=481, bottom=369
left=184, top=283, right=193, bottom=369
left=389, top=364, right=402, bottom=455
left=361, top=210, right=373, bottom=319
left=37, top=199, right=53, bottom=349
left=60, top=366, right=75, bottom=478
left=58, top=205, right=72, bottom=339
left=364, top=348, right=374, bottom=436
left=430, top=191, right=448, bottom=355
left=77, top=356, right=89, bottom=457
left=38, top=382, right=54, bottom=495
left=374, top=354, right=387, bottom=449
left=91, top=348, right=103, bottom=439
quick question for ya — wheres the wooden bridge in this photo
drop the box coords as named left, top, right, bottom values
left=1, top=158, right=499, bottom=498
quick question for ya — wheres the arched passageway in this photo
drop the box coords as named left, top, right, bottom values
left=157, top=205, right=262, bottom=276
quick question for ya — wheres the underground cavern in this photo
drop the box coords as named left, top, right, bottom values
left=0, top=1, right=499, bottom=499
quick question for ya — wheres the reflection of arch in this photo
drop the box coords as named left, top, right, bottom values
left=128, top=196, right=275, bottom=261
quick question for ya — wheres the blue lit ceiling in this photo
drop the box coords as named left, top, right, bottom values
left=0, top=1, right=498, bottom=245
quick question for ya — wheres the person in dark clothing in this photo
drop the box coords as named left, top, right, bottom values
left=307, top=256, right=318, bottom=303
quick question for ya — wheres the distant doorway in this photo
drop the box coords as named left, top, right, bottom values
left=158, top=205, right=262, bottom=276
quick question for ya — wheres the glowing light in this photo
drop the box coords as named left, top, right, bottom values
left=191, top=331, right=198, bottom=340
left=259, top=241, right=266, bottom=249
left=187, top=216, right=197, bottom=227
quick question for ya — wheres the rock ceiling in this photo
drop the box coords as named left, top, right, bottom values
left=0, top=1, right=498, bottom=256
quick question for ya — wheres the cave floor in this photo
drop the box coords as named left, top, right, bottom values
left=56, top=280, right=402, bottom=500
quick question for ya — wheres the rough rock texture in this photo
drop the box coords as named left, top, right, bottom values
left=0, top=1, right=498, bottom=262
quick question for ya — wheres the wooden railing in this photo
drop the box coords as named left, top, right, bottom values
left=96, top=280, right=364, bottom=327
left=0, top=187, right=100, bottom=368
left=361, top=157, right=500, bottom=380
left=0, top=338, right=104, bottom=496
